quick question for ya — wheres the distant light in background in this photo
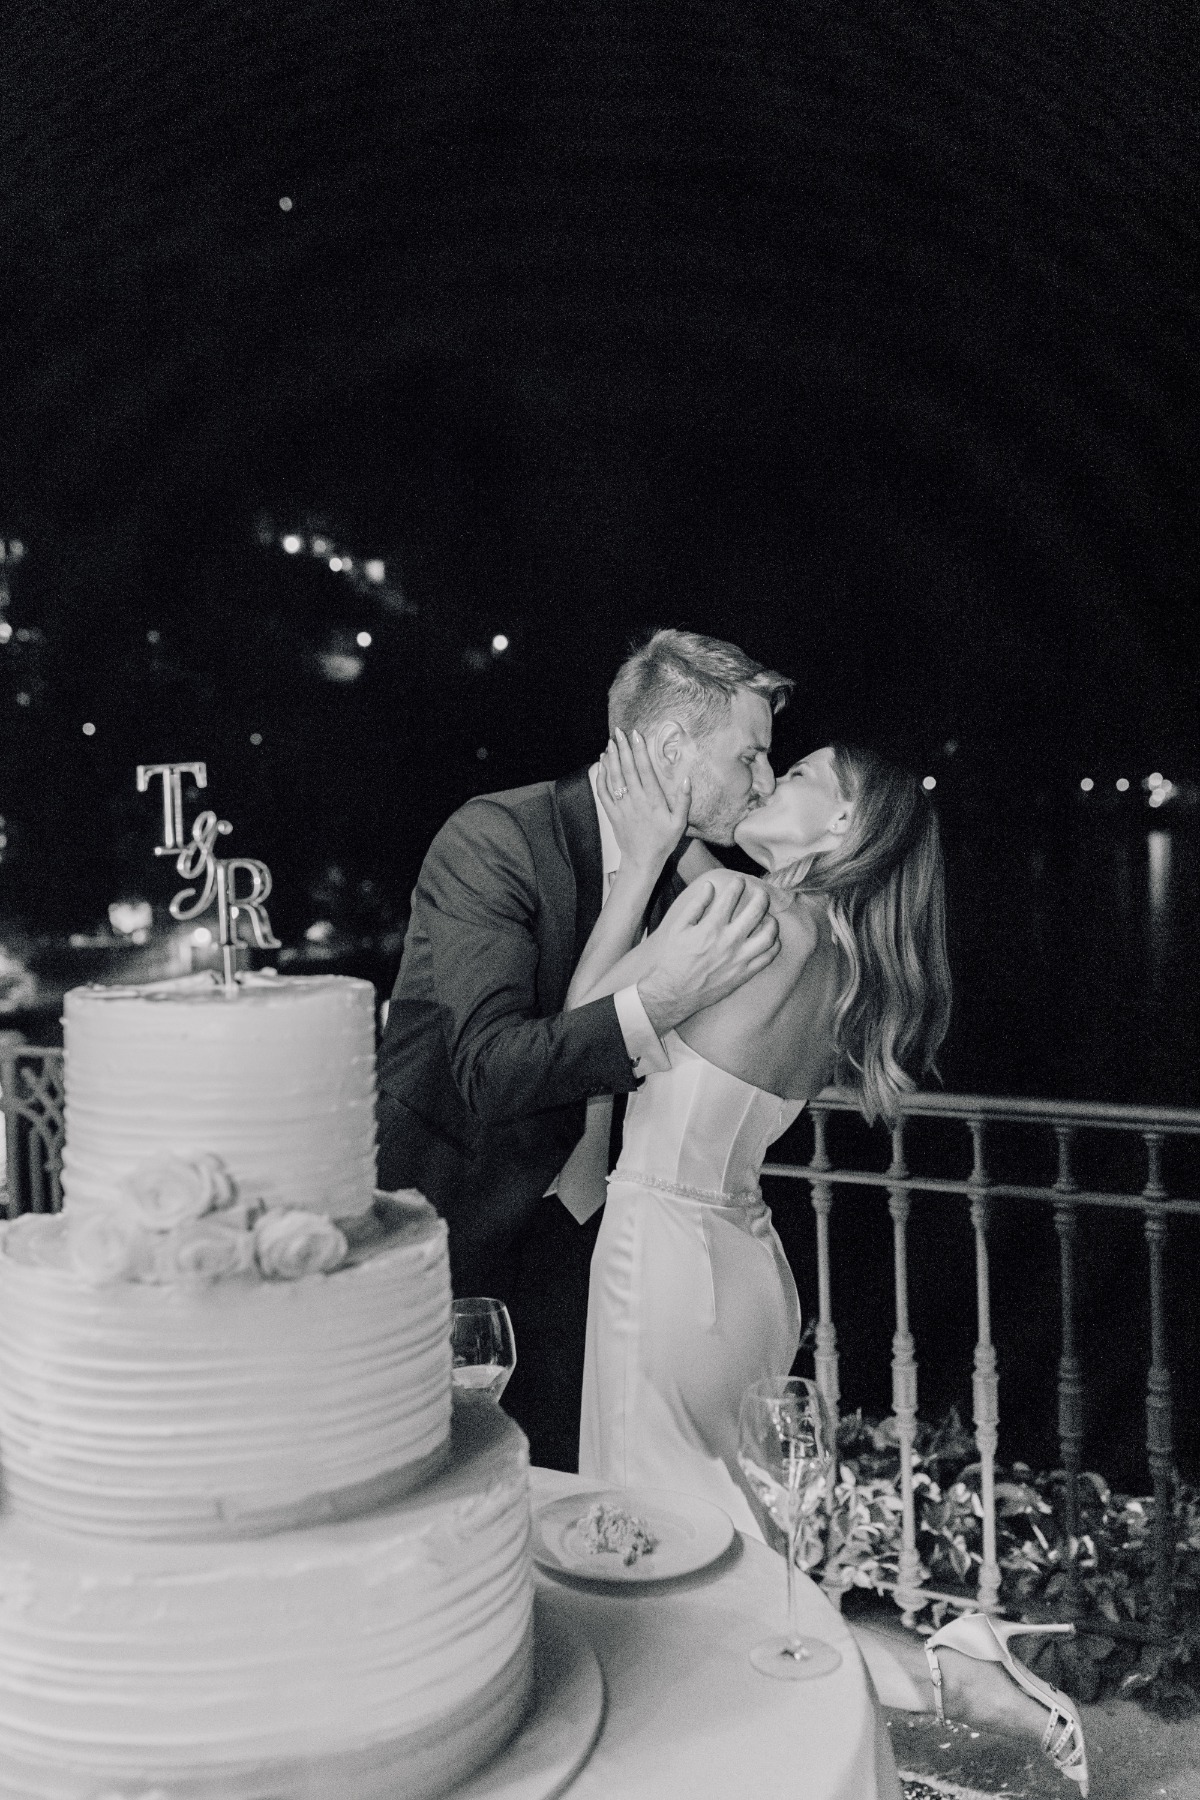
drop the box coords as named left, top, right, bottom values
left=282, top=535, right=302, bottom=554
left=146, top=629, right=160, bottom=644
left=491, top=634, right=509, bottom=654
left=476, top=747, right=488, bottom=760
left=305, top=920, right=334, bottom=943
left=365, top=560, right=385, bottom=583
left=1080, top=778, right=1094, bottom=792
left=250, top=732, right=263, bottom=746
left=1148, top=773, right=1164, bottom=788
left=355, top=630, right=372, bottom=648
left=329, top=556, right=343, bottom=571
left=191, top=927, right=213, bottom=946
left=1148, top=830, right=1171, bottom=915
left=311, top=537, right=330, bottom=557
left=279, top=196, right=293, bottom=212
left=922, top=776, right=937, bottom=791
left=942, top=739, right=959, bottom=757
left=16, top=693, right=30, bottom=707
left=0, top=621, right=11, bottom=644
left=317, top=651, right=364, bottom=683
left=82, top=722, right=96, bottom=736
left=109, top=900, right=153, bottom=937
left=1116, top=777, right=1130, bottom=792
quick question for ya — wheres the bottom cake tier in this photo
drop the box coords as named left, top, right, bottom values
left=0, top=1400, right=533, bottom=1800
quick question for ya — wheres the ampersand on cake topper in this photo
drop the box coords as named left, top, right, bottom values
left=136, top=762, right=281, bottom=996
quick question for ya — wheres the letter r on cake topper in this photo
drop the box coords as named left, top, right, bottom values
left=137, top=762, right=281, bottom=994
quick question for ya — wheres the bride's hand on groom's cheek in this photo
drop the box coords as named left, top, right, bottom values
left=599, top=728, right=690, bottom=873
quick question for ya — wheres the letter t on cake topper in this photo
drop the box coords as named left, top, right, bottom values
left=137, top=762, right=208, bottom=856
left=137, top=762, right=281, bottom=996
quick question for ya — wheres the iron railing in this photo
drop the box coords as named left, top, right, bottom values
left=764, top=1087, right=1200, bottom=1640
left=0, top=1037, right=63, bottom=1218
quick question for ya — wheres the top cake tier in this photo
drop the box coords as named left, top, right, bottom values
left=60, top=972, right=378, bottom=1220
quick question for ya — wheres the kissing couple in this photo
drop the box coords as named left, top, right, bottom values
left=378, top=625, right=950, bottom=1495
left=377, top=626, right=1088, bottom=1793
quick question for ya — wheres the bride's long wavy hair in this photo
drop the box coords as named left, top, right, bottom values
left=790, top=745, right=952, bottom=1126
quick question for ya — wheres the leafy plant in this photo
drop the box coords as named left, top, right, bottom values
left=817, top=1409, right=1200, bottom=1717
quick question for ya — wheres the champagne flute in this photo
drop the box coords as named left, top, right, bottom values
left=737, top=1376, right=842, bottom=1680
left=450, top=1298, right=516, bottom=1400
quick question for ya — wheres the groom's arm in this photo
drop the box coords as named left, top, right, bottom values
left=419, top=800, right=641, bottom=1125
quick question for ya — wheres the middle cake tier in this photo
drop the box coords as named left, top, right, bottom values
left=0, top=1198, right=451, bottom=1539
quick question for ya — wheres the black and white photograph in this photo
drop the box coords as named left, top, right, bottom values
left=0, top=3, right=1197, bottom=1796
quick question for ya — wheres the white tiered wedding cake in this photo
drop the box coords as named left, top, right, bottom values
left=0, top=972, right=534, bottom=1800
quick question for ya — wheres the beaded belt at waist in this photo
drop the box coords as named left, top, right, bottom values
left=608, top=1169, right=763, bottom=1208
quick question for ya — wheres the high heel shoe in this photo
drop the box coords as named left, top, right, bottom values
left=925, top=1613, right=1089, bottom=1797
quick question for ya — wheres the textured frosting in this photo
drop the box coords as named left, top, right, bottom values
left=0, top=1199, right=452, bottom=1539
left=0, top=1402, right=534, bottom=1800
left=60, top=972, right=378, bottom=1220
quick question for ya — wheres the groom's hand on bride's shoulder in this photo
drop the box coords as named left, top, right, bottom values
left=636, top=872, right=780, bottom=1033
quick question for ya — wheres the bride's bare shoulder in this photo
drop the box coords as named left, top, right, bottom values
left=679, top=864, right=767, bottom=905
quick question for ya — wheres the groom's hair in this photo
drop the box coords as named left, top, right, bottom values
left=607, top=628, right=793, bottom=740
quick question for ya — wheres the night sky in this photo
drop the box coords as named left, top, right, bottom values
left=1, top=0, right=1198, bottom=931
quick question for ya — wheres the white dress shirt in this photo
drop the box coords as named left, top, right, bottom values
left=552, top=766, right=671, bottom=1223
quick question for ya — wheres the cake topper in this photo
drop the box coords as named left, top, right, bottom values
left=137, top=763, right=281, bottom=995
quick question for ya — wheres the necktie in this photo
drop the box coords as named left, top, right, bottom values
left=555, top=868, right=626, bottom=1225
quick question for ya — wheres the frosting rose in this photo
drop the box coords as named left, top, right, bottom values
left=2, top=1212, right=67, bottom=1269
left=254, top=1209, right=348, bottom=1280
left=120, top=1151, right=237, bottom=1231
left=151, top=1217, right=256, bottom=1283
left=68, top=1210, right=151, bottom=1286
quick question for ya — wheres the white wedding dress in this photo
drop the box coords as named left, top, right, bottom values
left=579, top=1029, right=804, bottom=1537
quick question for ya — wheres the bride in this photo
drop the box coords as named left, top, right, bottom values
left=572, top=728, right=951, bottom=1528
left=568, top=726, right=1089, bottom=1797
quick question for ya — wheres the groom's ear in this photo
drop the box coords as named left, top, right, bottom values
left=655, top=719, right=688, bottom=770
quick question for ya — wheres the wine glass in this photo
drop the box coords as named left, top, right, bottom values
left=737, top=1376, right=842, bottom=1680
left=450, top=1298, right=516, bottom=1400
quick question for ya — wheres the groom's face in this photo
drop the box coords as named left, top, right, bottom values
left=683, top=688, right=777, bottom=846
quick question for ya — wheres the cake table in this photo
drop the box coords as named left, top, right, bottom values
left=521, top=1465, right=904, bottom=1800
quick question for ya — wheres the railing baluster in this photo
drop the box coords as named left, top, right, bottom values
left=968, top=1118, right=1001, bottom=1612
left=27, top=1100, right=46, bottom=1214
left=808, top=1108, right=840, bottom=1429
left=1142, top=1132, right=1174, bottom=1636
left=887, top=1119, right=923, bottom=1626
left=0, top=1034, right=24, bottom=1217
left=1053, top=1125, right=1084, bottom=1617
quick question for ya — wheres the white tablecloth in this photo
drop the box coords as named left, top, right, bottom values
left=530, top=1467, right=903, bottom=1800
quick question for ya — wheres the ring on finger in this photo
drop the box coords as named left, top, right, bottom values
left=610, top=785, right=628, bottom=799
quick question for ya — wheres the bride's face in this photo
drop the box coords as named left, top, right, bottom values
left=733, top=747, right=852, bottom=872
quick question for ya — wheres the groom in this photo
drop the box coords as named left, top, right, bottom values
left=377, top=628, right=793, bottom=1467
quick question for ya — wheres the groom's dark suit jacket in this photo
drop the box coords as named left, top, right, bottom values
left=377, top=768, right=684, bottom=1468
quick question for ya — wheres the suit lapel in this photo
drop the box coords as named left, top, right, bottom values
left=553, top=768, right=605, bottom=968
left=552, top=769, right=686, bottom=975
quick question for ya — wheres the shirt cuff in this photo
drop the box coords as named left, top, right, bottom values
left=614, top=984, right=670, bottom=1077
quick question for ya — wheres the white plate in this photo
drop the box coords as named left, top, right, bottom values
left=532, top=1487, right=735, bottom=1585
